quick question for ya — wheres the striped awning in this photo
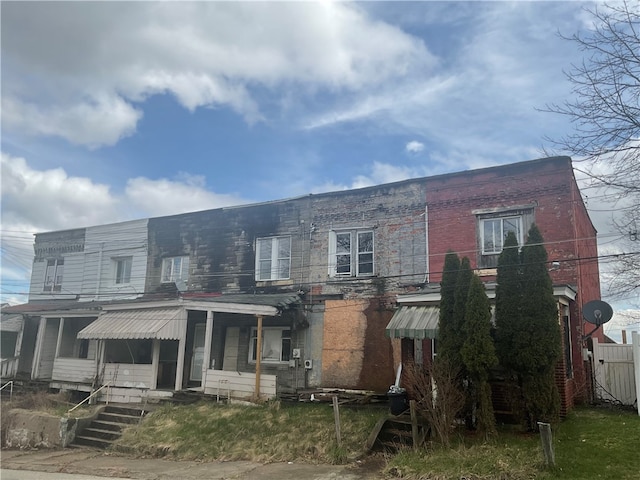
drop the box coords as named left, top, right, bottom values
left=78, top=308, right=183, bottom=340
left=385, top=306, right=439, bottom=340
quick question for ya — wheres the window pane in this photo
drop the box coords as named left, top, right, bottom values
left=278, top=259, right=290, bottom=279
left=336, top=233, right=351, bottom=253
left=259, top=239, right=272, bottom=260
left=262, top=330, right=282, bottom=362
left=358, top=232, right=373, bottom=253
left=173, top=257, right=182, bottom=280
left=358, top=253, right=374, bottom=274
left=162, top=259, right=172, bottom=282
left=483, top=219, right=499, bottom=253
left=259, top=259, right=272, bottom=280
left=337, top=254, right=351, bottom=273
left=277, top=237, right=290, bottom=258
left=503, top=217, right=520, bottom=244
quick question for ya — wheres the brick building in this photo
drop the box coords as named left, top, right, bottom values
left=1, top=156, right=600, bottom=412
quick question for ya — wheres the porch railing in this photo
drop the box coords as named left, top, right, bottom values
left=0, top=380, right=14, bottom=402
left=0, top=357, right=18, bottom=378
left=67, top=382, right=111, bottom=415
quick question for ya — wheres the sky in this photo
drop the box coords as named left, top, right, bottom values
left=1, top=1, right=638, bottom=340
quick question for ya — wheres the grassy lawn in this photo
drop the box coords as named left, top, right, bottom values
left=114, top=402, right=639, bottom=478
left=386, top=406, right=640, bottom=479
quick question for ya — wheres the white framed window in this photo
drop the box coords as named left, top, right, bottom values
left=249, top=328, right=291, bottom=363
left=113, top=257, right=132, bottom=284
left=481, top=216, right=522, bottom=255
left=43, top=258, right=64, bottom=292
left=161, top=256, right=189, bottom=283
left=328, top=230, right=374, bottom=277
left=255, top=236, right=291, bottom=281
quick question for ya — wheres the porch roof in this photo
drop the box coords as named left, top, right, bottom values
left=77, top=307, right=183, bottom=340
left=0, top=313, right=23, bottom=332
left=385, top=305, right=439, bottom=340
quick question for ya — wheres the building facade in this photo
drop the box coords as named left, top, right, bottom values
left=1, top=156, right=601, bottom=411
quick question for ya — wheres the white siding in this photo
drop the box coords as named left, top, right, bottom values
left=80, top=219, right=148, bottom=301
left=29, top=252, right=84, bottom=301
left=103, top=363, right=154, bottom=388
left=52, top=358, right=95, bottom=384
left=204, top=370, right=277, bottom=400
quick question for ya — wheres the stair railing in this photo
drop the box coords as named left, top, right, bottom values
left=67, top=382, right=111, bottom=415
left=0, top=380, right=14, bottom=402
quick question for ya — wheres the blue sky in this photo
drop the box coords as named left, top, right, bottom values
left=1, top=1, right=637, bottom=339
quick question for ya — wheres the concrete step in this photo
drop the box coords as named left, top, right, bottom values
left=91, top=419, right=125, bottom=432
left=81, top=427, right=121, bottom=441
left=73, top=435, right=114, bottom=449
left=98, top=411, right=142, bottom=425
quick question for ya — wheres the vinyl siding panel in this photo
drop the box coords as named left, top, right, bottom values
left=80, top=219, right=148, bottom=301
left=52, top=358, right=95, bottom=384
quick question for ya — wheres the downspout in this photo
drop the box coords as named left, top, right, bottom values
left=424, top=204, right=430, bottom=284
left=95, top=242, right=104, bottom=300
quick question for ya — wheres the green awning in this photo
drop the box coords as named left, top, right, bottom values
left=385, top=306, right=439, bottom=340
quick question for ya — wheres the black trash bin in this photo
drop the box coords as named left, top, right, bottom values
left=387, top=388, right=408, bottom=415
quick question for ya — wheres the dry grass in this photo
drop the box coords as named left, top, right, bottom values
left=115, top=400, right=384, bottom=464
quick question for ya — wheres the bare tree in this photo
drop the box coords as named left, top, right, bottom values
left=543, top=1, right=640, bottom=300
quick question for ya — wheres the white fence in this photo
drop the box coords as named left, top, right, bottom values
left=592, top=334, right=639, bottom=413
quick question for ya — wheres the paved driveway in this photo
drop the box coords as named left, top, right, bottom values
left=1, top=448, right=384, bottom=479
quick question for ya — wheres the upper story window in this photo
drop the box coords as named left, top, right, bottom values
left=249, top=327, right=291, bottom=363
left=481, top=216, right=522, bottom=255
left=256, top=236, right=291, bottom=281
left=161, top=256, right=189, bottom=283
left=329, top=230, right=374, bottom=277
left=43, top=258, right=64, bottom=292
left=475, top=206, right=534, bottom=269
left=114, top=257, right=132, bottom=284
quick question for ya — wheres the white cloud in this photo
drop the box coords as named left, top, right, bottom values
left=2, top=95, right=142, bottom=149
left=0, top=153, right=253, bottom=303
left=125, top=175, right=246, bottom=217
left=406, top=141, right=425, bottom=153
left=1, top=2, right=433, bottom=147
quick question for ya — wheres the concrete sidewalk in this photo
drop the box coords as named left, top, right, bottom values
left=0, top=448, right=384, bottom=479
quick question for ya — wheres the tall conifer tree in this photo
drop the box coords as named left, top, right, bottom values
left=519, top=224, right=561, bottom=426
left=438, top=251, right=460, bottom=365
left=495, top=231, right=522, bottom=374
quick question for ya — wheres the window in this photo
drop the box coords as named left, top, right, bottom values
left=161, top=256, right=189, bottom=283
left=329, top=230, right=374, bottom=277
left=249, top=328, right=291, bottom=363
left=481, top=216, right=522, bottom=254
left=256, top=236, right=291, bottom=281
left=43, top=258, right=64, bottom=292
left=114, top=257, right=132, bottom=284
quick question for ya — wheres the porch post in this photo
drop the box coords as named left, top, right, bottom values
left=31, top=317, right=47, bottom=379
left=202, top=310, right=214, bottom=388
left=151, top=339, right=160, bottom=389
left=55, top=317, right=65, bottom=358
left=255, top=315, right=263, bottom=399
left=174, top=309, right=188, bottom=391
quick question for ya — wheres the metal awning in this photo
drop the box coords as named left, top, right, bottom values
left=77, top=308, right=183, bottom=340
left=385, top=306, right=439, bottom=340
left=0, top=314, right=23, bottom=332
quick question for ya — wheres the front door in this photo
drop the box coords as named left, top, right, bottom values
left=189, top=324, right=205, bottom=382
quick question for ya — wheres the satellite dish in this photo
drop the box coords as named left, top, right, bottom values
left=175, top=279, right=188, bottom=292
left=583, top=300, right=613, bottom=326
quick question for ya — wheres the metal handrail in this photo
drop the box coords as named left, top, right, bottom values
left=67, top=382, right=111, bottom=414
left=0, top=380, right=14, bottom=402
